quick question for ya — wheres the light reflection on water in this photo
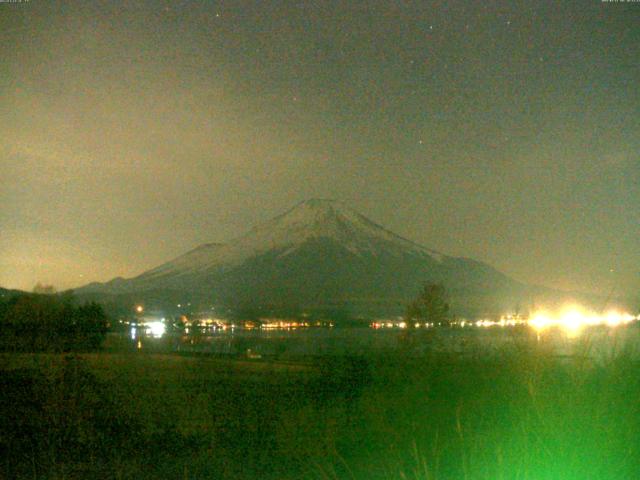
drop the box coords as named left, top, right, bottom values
left=119, top=322, right=640, bottom=360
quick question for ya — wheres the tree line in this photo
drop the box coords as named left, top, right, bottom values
left=0, top=292, right=108, bottom=352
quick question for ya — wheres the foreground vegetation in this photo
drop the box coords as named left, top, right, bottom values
left=1, top=334, right=639, bottom=479
left=0, top=293, right=107, bottom=352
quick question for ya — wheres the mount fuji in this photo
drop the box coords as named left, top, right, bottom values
left=77, top=199, right=537, bottom=317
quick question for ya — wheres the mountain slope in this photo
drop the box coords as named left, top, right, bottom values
left=76, top=199, right=529, bottom=316
left=139, top=199, right=443, bottom=279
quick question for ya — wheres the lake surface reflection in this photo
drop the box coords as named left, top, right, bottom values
left=113, top=322, right=640, bottom=360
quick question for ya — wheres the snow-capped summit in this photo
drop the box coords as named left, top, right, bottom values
left=236, top=198, right=443, bottom=260
left=137, top=199, right=443, bottom=281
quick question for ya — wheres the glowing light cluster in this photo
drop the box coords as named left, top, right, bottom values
left=146, top=321, right=166, bottom=337
left=260, top=320, right=310, bottom=329
left=529, top=306, right=637, bottom=335
left=461, top=316, right=526, bottom=328
left=193, top=318, right=227, bottom=328
left=370, top=321, right=436, bottom=329
left=367, top=309, right=637, bottom=333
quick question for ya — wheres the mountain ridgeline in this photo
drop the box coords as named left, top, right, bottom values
left=76, top=200, right=570, bottom=318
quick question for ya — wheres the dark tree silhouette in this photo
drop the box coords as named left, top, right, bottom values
left=0, top=293, right=108, bottom=352
left=32, top=283, right=56, bottom=294
left=405, top=283, right=451, bottom=326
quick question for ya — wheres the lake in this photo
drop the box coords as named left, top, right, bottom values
left=112, top=322, right=640, bottom=361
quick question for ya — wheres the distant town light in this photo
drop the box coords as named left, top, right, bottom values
left=147, top=321, right=165, bottom=337
left=529, top=305, right=637, bottom=335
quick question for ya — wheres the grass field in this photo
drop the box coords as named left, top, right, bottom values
left=1, top=334, right=639, bottom=479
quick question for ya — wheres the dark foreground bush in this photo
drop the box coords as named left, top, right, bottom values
left=0, top=293, right=108, bottom=352
left=1, top=340, right=639, bottom=479
left=0, top=355, right=204, bottom=479
left=0, top=357, right=134, bottom=478
left=301, top=348, right=640, bottom=480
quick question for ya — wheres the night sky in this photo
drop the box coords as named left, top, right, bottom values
left=1, top=0, right=638, bottom=296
